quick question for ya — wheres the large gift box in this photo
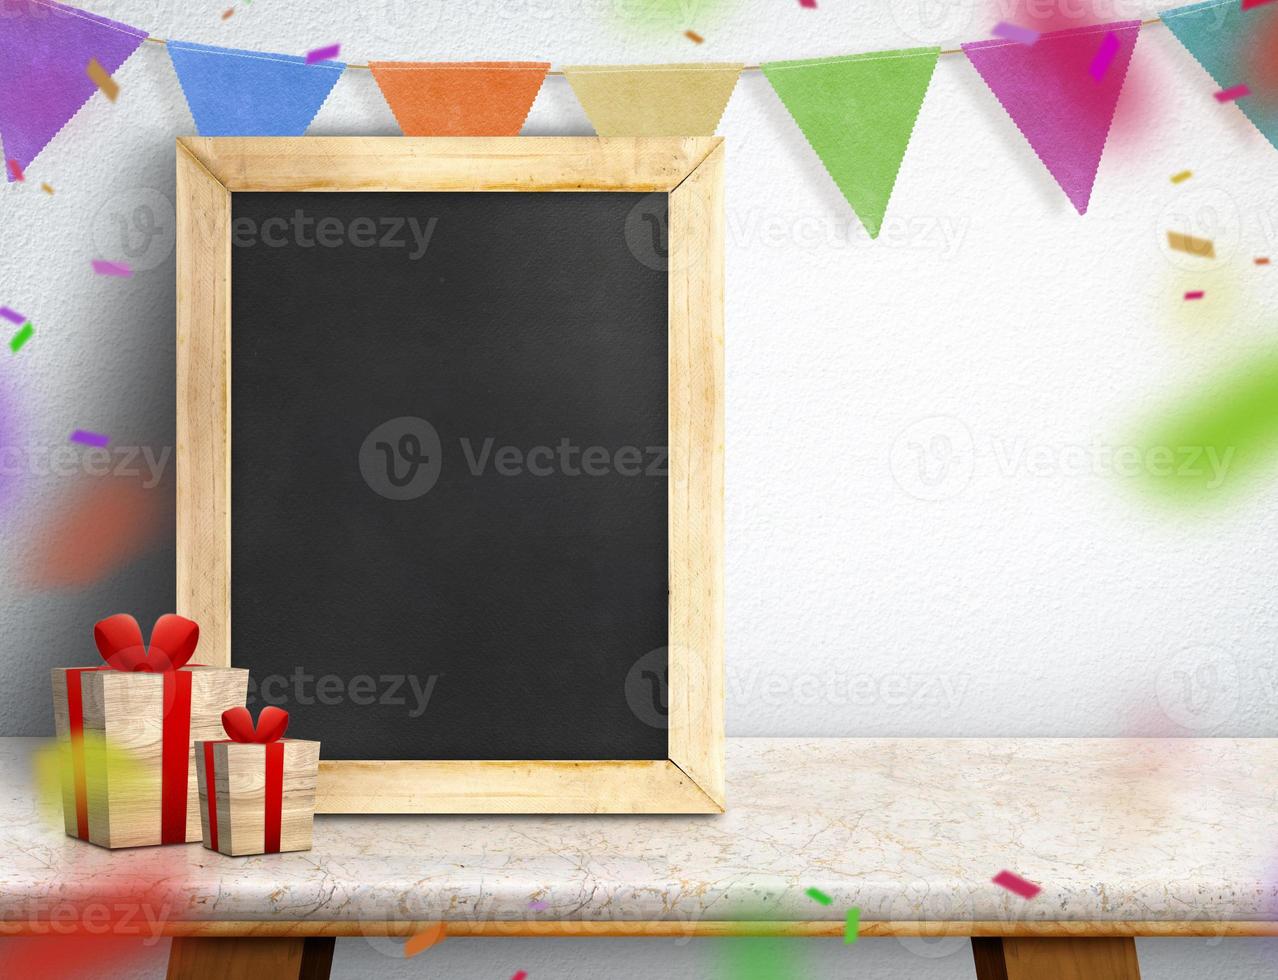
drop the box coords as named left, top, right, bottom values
left=50, top=614, right=248, bottom=848
left=196, top=707, right=320, bottom=856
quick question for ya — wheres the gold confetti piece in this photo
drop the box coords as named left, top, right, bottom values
left=1167, top=230, right=1215, bottom=259
left=684, top=29, right=704, bottom=43
left=41, top=183, right=53, bottom=195
left=85, top=58, right=119, bottom=102
left=1170, top=170, right=1192, bottom=184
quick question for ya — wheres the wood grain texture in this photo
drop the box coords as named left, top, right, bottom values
left=176, top=141, right=233, bottom=670
left=166, top=936, right=334, bottom=980
left=196, top=739, right=319, bottom=855
left=176, top=137, right=725, bottom=814
left=50, top=669, right=79, bottom=838
left=50, top=667, right=246, bottom=847
left=315, top=757, right=719, bottom=813
left=666, top=140, right=726, bottom=809
left=178, top=136, right=720, bottom=192
left=15, top=918, right=1271, bottom=939
left=973, top=936, right=1142, bottom=980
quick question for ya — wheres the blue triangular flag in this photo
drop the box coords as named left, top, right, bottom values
left=167, top=41, right=345, bottom=136
left=1161, top=0, right=1278, bottom=150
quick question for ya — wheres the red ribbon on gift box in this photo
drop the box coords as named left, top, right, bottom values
left=62, top=614, right=201, bottom=842
left=204, top=707, right=289, bottom=853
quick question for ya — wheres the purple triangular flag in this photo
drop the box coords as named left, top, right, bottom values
left=963, top=21, right=1140, bottom=214
left=0, top=0, right=147, bottom=181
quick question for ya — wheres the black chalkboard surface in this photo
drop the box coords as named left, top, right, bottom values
left=230, top=191, right=668, bottom=762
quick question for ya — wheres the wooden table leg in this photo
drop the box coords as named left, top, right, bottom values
left=167, top=936, right=335, bottom=980
left=972, top=937, right=1141, bottom=980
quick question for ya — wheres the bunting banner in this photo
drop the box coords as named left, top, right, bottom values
left=761, top=49, right=940, bottom=239
left=0, top=0, right=146, bottom=181
left=963, top=21, right=1141, bottom=215
left=167, top=41, right=345, bottom=137
left=1161, top=0, right=1278, bottom=150
left=369, top=62, right=550, bottom=136
left=5, top=1, right=1277, bottom=231
left=561, top=63, right=743, bottom=136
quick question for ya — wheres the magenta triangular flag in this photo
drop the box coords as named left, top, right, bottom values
left=963, top=21, right=1140, bottom=214
left=0, top=0, right=147, bottom=181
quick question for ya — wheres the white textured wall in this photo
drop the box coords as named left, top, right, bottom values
left=2, top=0, right=1275, bottom=976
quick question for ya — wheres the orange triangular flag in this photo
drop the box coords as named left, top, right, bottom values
left=369, top=61, right=549, bottom=136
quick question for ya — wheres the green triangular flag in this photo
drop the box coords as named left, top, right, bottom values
left=762, top=48, right=939, bottom=238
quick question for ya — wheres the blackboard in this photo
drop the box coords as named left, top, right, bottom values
left=229, top=191, right=669, bottom=761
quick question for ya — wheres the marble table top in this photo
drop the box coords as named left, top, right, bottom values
left=2, top=737, right=1275, bottom=936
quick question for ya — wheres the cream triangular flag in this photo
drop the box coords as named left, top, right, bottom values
left=562, top=63, right=743, bottom=136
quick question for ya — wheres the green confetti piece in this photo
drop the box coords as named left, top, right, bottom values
left=805, top=887, right=832, bottom=906
left=1135, top=346, right=1278, bottom=503
left=844, top=907, right=860, bottom=943
left=9, top=322, right=32, bottom=353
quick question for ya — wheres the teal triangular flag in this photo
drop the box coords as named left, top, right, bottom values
left=762, top=49, right=939, bottom=238
left=1162, top=0, right=1278, bottom=150
left=168, top=41, right=345, bottom=137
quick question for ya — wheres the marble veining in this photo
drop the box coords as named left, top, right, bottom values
left=1, top=737, right=1274, bottom=926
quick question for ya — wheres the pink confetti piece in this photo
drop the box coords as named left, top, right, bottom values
left=306, top=43, right=341, bottom=64
left=1242, top=0, right=1277, bottom=10
left=7, top=159, right=24, bottom=182
left=1090, top=31, right=1120, bottom=82
left=511, top=973, right=528, bottom=980
left=1215, top=84, right=1250, bottom=102
left=69, top=430, right=110, bottom=448
left=1184, top=290, right=1205, bottom=300
left=91, top=260, right=132, bottom=277
left=0, top=307, right=26, bottom=325
left=798, top=0, right=817, bottom=7
left=992, top=21, right=1040, bottom=45
left=992, top=870, right=1041, bottom=899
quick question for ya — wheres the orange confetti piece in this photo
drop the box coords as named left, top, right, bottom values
left=86, top=58, right=119, bottom=102
left=222, top=7, right=234, bottom=18
left=404, top=922, right=446, bottom=958
left=1256, top=257, right=1271, bottom=265
left=41, top=183, right=53, bottom=194
left=684, top=29, right=704, bottom=43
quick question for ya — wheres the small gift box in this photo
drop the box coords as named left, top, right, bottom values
left=196, top=707, right=320, bottom=856
left=50, top=614, right=249, bottom=848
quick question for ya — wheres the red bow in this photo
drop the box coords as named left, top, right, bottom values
left=222, top=706, right=289, bottom=743
left=93, top=613, right=200, bottom=672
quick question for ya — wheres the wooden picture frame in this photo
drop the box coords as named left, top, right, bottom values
left=175, top=137, right=724, bottom=814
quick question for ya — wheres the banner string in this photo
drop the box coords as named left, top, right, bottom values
left=138, top=16, right=1166, bottom=74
